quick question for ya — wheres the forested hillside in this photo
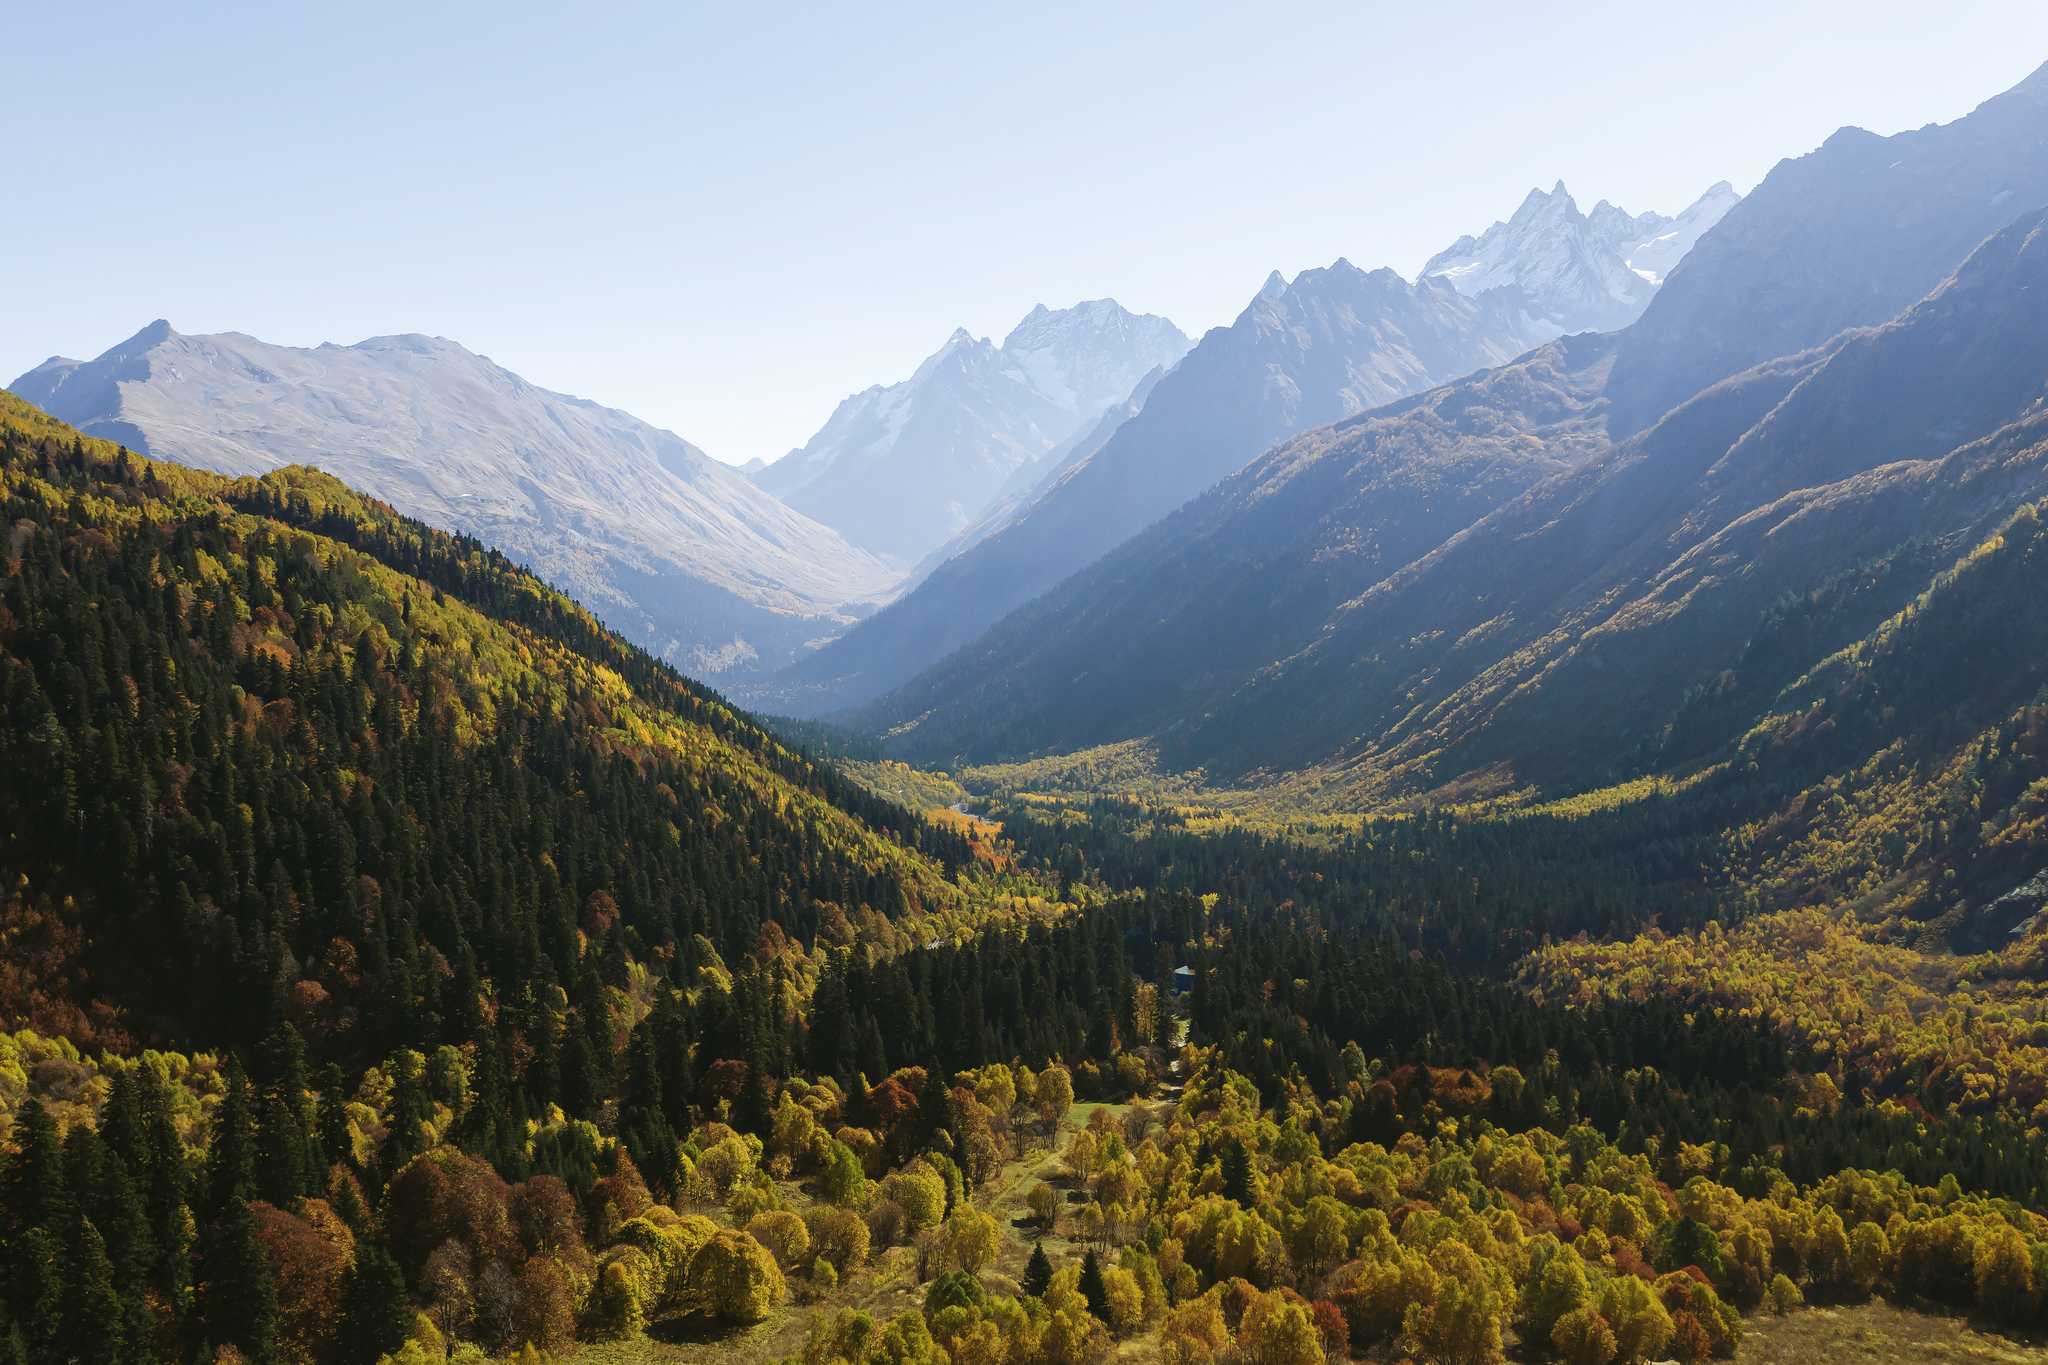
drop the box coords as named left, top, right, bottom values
left=7, top=385, right=2048, bottom=1365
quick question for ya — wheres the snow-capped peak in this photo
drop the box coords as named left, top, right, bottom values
left=1621, top=181, right=1741, bottom=285
left=752, top=299, right=1192, bottom=563
left=1419, top=179, right=1741, bottom=339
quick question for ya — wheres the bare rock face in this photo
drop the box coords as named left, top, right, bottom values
left=9, top=325, right=898, bottom=680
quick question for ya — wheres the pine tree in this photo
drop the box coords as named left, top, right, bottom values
left=206, top=1056, right=257, bottom=1219
left=11, top=1231, right=59, bottom=1365
left=203, top=1198, right=277, bottom=1365
left=254, top=1025, right=315, bottom=1207
left=1023, top=1241, right=1053, bottom=1299
left=1087, top=991, right=1117, bottom=1060
left=380, top=1049, right=432, bottom=1180
left=1222, top=1138, right=1252, bottom=1206
left=336, top=1244, right=411, bottom=1365
left=57, top=1218, right=126, bottom=1365
left=917, top=1058, right=957, bottom=1148
left=735, top=1052, right=774, bottom=1138
left=317, top=1064, right=355, bottom=1172
left=2, top=1099, right=62, bottom=1245
left=1078, top=1248, right=1107, bottom=1322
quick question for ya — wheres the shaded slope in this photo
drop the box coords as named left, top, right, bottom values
left=847, top=335, right=1617, bottom=763
left=742, top=263, right=1539, bottom=715
left=0, top=389, right=986, bottom=1055
left=755, top=301, right=1189, bottom=563
left=836, top=64, right=2048, bottom=799
left=1606, top=60, right=2048, bottom=434
left=1190, top=206, right=2048, bottom=796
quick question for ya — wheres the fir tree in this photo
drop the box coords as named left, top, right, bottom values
left=1078, top=1248, right=1107, bottom=1322
left=735, top=1052, right=774, bottom=1138
left=57, top=1218, right=126, bottom=1365
left=206, top=1057, right=257, bottom=1220
left=317, top=1064, right=355, bottom=1172
left=2, top=1099, right=62, bottom=1245
left=336, top=1244, right=410, bottom=1365
left=254, top=1024, right=315, bottom=1208
left=11, top=1231, right=59, bottom=1365
left=1221, top=1138, right=1252, bottom=1206
left=1022, top=1241, right=1052, bottom=1299
left=916, top=1058, right=957, bottom=1149
left=203, top=1198, right=277, bottom=1365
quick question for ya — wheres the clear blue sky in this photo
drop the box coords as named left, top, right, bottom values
left=7, top=2, right=2048, bottom=465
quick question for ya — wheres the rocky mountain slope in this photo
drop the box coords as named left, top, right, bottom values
left=740, top=261, right=1544, bottom=715
left=752, top=300, right=1189, bottom=563
left=847, top=63, right=2048, bottom=803
left=742, top=181, right=1736, bottom=718
left=8, top=323, right=896, bottom=680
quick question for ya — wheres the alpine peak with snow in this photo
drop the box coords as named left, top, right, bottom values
left=1421, top=180, right=1742, bottom=339
left=751, top=299, right=1191, bottom=564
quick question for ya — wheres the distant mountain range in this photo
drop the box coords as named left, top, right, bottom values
left=751, top=301, right=1190, bottom=564
left=842, top=62, right=2048, bottom=807
left=737, top=179, right=1737, bottom=716
left=8, top=325, right=895, bottom=680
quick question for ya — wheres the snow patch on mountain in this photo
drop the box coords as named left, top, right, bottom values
left=1421, top=180, right=1741, bottom=338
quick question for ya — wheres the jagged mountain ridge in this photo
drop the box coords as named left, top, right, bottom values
left=753, top=300, right=1190, bottom=563
left=741, top=180, right=1735, bottom=718
left=1422, top=180, right=1741, bottom=336
left=736, top=260, right=1546, bottom=716
left=846, top=64, right=2048, bottom=804
left=7, top=323, right=898, bottom=680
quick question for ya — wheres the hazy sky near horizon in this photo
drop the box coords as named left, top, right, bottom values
left=8, top=3, right=2048, bottom=466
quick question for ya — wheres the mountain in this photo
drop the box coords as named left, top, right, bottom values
left=6, top=382, right=2048, bottom=1365
left=738, top=260, right=1545, bottom=715
left=752, top=300, right=1190, bottom=563
left=887, top=362, right=1174, bottom=600
left=741, top=181, right=1736, bottom=719
left=1421, top=180, right=1741, bottom=336
left=846, top=63, right=2048, bottom=800
left=1608, top=61, right=2048, bottom=433
left=7, top=323, right=896, bottom=680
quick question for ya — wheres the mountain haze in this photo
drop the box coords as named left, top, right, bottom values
left=848, top=64, right=2048, bottom=810
left=753, top=300, right=1189, bottom=564
left=739, top=262, right=1540, bottom=715
left=8, top=323, right=896, bottom=679
left=1421, top=180, right=1741, bottom=336
left=742, top=181, right=1736, bottom=718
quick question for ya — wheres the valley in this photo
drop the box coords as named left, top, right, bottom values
left=9, top=40, right=2048, bottom=1365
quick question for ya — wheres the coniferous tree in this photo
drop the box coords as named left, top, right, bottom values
left=1023, top=1242, right=1052, bottom=1299
left=1078, top=1249, right=1107, bottom=1322
left=1221, top=1139, right=1251, bottom=1206
left=57, top=1218, right=126, bottom=1365
left=317, top=1065, right=355, bottom=1172
left=336, top=1245, right=410, bottom=1365
left=916, top=1058, right=957, bottom=1149
left=202, top=1198, right=276, bottom=1365
left=206, top=1057, right=257, bottom=1220
left=253, top=1025, right=315, bottom=1209
left=734, top=1060, right=773, bottom=1139
left=11, top=1231, right=59, bottom=1365
left=2, top=1099, right=62, bottom=1250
